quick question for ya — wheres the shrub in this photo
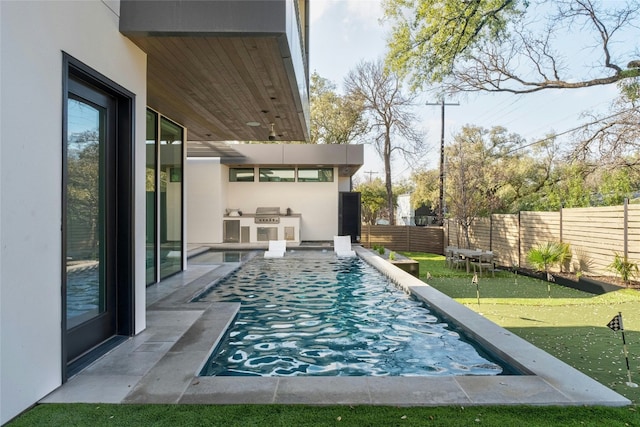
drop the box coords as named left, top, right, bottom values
left=526, top=242, right=566, bottom=273
left=558, top=242, right=572, bottom=273
left=608, top=253, right=639, bottom=283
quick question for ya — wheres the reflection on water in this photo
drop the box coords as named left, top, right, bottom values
left=66, top=263, right=100, bottom=328
left=198, top=255, right=504, bottom=377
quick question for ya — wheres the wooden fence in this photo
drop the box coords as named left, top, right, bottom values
left=445, top=201, right=640, bottom=278
left=361, top=201, right=639, bottom=279
left=360, top=225, right=443, bottom=254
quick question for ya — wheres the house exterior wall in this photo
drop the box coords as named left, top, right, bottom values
left=186, top=158, right=225, bottom=244
left=0, top=1, right=147, bottom=423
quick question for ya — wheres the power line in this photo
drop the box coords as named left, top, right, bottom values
left=505, top=108, right=634, bottom=156
left=363, top=170, right=378, bottom=182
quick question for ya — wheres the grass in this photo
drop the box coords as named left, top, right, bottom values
left=404, top=251, right=640, bottom=403
left=8, top=403, right=640, bottom=426
left=8, top=252, right=640, bottom=426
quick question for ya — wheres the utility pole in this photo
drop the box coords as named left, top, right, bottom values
left=426, top=99, right=459, bottom=225
left=363, top=170, right=378, bottom=182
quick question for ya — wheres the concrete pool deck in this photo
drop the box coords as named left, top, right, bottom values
left=41, top=246, right=630, bottom=407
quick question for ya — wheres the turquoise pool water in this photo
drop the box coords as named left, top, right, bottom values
left=196, top=253, right=505, bottom=377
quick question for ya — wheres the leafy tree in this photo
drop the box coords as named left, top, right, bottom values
left=598, top=168, right=638, bottom=206
left=67, top=130, right=101, bottom=259
left=355, top=179, right=412, bottom=225
left=344, top=59, right=426, bottom=225
left=355, top=179, right=389, bottom=225
left=446, top=126, right=496, bottom=247
left=383, top=0, right=640, bottom=93
left=411, top=168, right=439, bottom=212
left=310, top=72, right=368, bottom=145
left=445, top=125, right=537, bottom=246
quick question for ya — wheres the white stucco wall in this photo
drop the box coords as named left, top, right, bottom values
left=0, top=1, right=147, bottom=423
left=186, top=158, right=225, bottom=244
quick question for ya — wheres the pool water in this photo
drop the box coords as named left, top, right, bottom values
left=189, top=250, right=252, bottom=264
left=196, top=253, right=504, bottom=377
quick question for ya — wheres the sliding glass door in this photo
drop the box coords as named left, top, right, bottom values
left=146, top=110, right=184, bottom=284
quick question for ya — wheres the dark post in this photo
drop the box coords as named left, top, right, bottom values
left=426, top=100, right=459, bottom=225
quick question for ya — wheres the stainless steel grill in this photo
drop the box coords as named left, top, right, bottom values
left=254, top=207, right=280, bottom=224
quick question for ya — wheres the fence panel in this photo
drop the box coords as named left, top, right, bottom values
left=629, top=205, right=640, bottom=263
left=361, top=225, right=443, bottom=254
left=491, top=214, right=519, bottom=267
left=468, top=217, right=491, bottom=250
left=562, top=206, right=625, bottom=274
left=519, top=211, right=560, bottom=269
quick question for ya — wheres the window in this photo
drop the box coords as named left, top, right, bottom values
left=229, top=168, right=255, bottom=182
left=259, top=168, right=295, bottom=182
left=297, top=168, right=334, bottom=182
left=158, top=117, right=184, bottom=279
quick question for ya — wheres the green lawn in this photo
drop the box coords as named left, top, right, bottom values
left=9, top=403, right=640, bottom=427
left=9, top=252, right=640, bottom=426
left=404, top=251, right=640, bottom=403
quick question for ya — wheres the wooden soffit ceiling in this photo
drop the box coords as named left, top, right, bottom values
left=129, top=35, right=308, bottom=142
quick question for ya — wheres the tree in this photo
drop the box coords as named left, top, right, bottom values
left=67, top=130, right=101, bottom=259
left=411, top=168, right=439, bottom=212
left=344, top=60, right=426, bottom=225
left=355, top=178, right=389, bottom=225
left=570, top=77, right=640, bottom=167
left=383, top=0, right=640, bottom=94
left=310, top=72, right=368, bottom=144
left=445, top=125, right=534, bottom=246
left=355, top=178, right=413, bottom=225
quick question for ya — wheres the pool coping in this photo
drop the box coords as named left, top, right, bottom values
left=42, top=246, right=631, bottom=407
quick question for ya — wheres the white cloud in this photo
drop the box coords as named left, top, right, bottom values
left=344, top=0, right=384, bottom=26
left=309, top=0, right=331, bottom=24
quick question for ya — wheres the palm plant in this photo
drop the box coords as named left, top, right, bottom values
left=557, top=242, right=572, bottom=273
left=608, top=253, right=639, bottom=284
left=526, top=242, right=566, bottom=274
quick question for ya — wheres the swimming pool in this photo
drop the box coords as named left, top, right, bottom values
left=195, top=252, right=506, bottom=377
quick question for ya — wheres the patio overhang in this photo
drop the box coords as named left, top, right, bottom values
left=187, top=142, right=364, bottom=178
left=120, top=0, right=310, bottom=142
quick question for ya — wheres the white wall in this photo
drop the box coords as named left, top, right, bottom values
left=0, top=1, right=147, bottom=423
left=186, top=158, right=224, bottom=244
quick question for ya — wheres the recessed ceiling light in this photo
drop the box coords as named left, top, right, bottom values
left=246, top=121, right=261, bottom=127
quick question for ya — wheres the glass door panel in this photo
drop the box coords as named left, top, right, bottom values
left=64, top=75, right=117, bottom=365
left=159, top=117, right=183, bottom=279
left=65, top=97, right=106, bottom=329
left=146, top=110, right=158, bottom=285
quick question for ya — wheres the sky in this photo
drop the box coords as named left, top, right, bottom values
left=308, top=0, right=631, bottom=184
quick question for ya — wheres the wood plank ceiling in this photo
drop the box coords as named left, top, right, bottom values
left=129, top=35, right=308, bottom=143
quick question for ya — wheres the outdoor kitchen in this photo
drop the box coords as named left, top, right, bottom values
left=223, top=207, right=301, bottom=243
